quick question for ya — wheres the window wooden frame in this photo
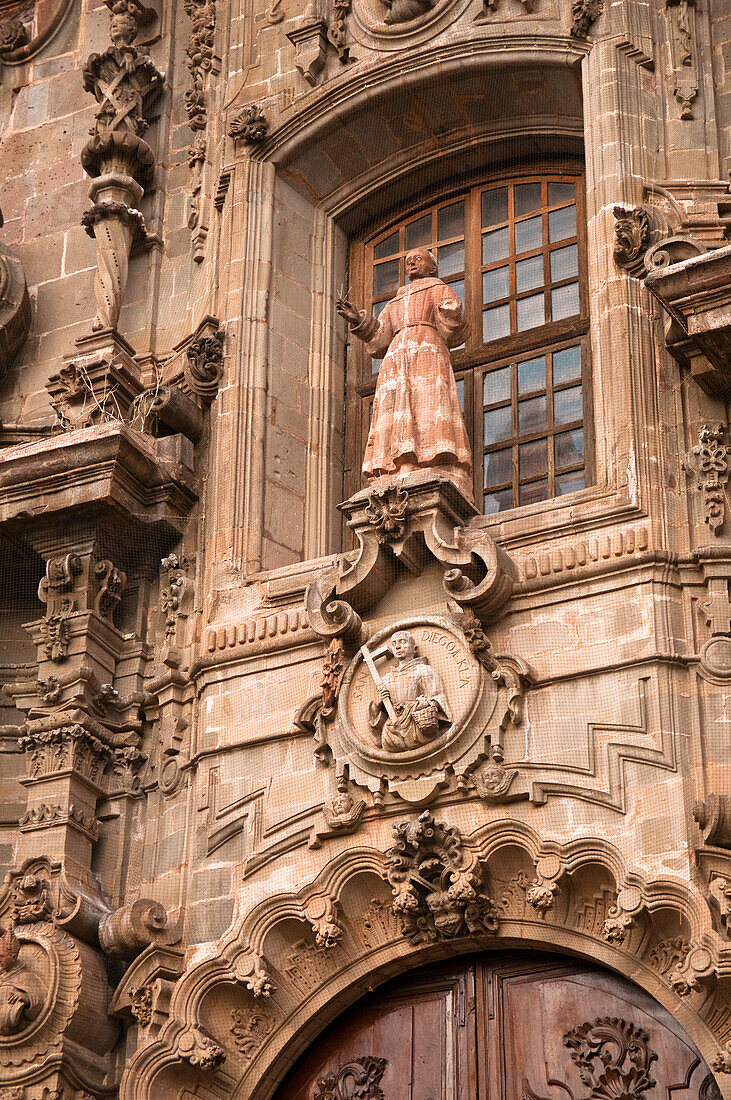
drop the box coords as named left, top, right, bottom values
left=344, top=171, right=592, bottom=513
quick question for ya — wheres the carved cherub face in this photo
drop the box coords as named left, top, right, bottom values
left=391, top=631, right=416, bottom=661
left=405, top=248, right=438, bottom=281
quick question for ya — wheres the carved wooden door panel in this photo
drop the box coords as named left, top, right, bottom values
left=276, top=954, right=716, bottom=1100
left=278, top=961, right=477, bottom=1100
left=478, top=956, right=715, bottom=1100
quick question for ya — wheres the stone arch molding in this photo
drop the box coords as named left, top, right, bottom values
left=120, top=822, right=731, bottom=1100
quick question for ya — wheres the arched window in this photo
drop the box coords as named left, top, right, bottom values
left=345, top=173, right=591, bottom=514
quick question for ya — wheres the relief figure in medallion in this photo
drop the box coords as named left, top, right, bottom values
left=337, top=247, right=473, bottom=499
left=364, top=630, right=451, bottom=752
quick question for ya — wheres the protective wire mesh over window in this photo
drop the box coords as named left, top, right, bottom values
left=353, top=175, right=591, bottom=514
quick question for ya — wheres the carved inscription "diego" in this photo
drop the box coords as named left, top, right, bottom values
left=420, top=629, right=471, bottom=687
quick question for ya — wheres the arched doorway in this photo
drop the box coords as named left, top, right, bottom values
left=275, top=952, right=719, bottom=1100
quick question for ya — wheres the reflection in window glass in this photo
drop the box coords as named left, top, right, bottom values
left=483, top=304, right=511, bottom=342
left=514, top=183, right=542, bottom=216
left=484, top=487, right=513, bottom=514
left=482, top=188, right=508, bottom=227
left=516, top=255, right=544, bottom=293
left=515, top=215, right=543, bottom=254
left=519, top=437, right=548, bottom=479
left=483, top=365, right=511, bottom=405
left=446, top=279, right=465, bottom=304
left=518, top=394, right=547, bottom=433
left=550, top=243, right=578, bottom=283
left=554, top=384, right=583, bottom=424
left=555, top=428, right=584, bottom=469
left=438, top=240, right=464, bottom=277
left=483, top=266, right=510, bottom=303
left=483, top=227, right=510, bottom=264
left=518, top=356, right=546, bottom=394
left=517, top=293, right=545, bottom=332
left=548, top=204, right=577, bottom=243
left=484, top=406, right=513, bottom=445
left=405, top=214, right=431, bottom=249
left=553, top=345, right=582, bottom=384
left=438, top=201, right=464, bottom=240
left=374, top=231, right=399, bottom=260
left=556, top=470, right=586, bottom=494
left=519, top=478, right=549, bottom=505
left=373, top=258, right=399, bottom=296
left=484, top=447, right=512, bottom=488
left=548, top=182, right=576, bottom=205
left=552, top=283, right=580, bottom=321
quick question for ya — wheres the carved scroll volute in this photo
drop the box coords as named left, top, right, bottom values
left=314, top=1056, right=387, bottom=1100
left=564, top=1017, right=658, bottom=1100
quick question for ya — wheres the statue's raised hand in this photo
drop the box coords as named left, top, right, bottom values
left=336, top=297, right=361, bottom=326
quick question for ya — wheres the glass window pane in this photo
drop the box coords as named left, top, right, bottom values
left=373, top=299, right=387, bottom=317
left=518, top=356, right=546, bottom=394
left=438, top=201, right=464, bottom=241
left=516, top=254, right=544, bottom=293
left=484, top=487, right=514, bottom=514
left=519, top=478, right=549, bottom=505
left=405, top=214, right=431, bottom=250
left=516, top=292, right=545, bottom=331
left=482, top=187, right=508, bottom=227
left=483, top=266, right=510, bottom=304
left=374, top=231, right=399, bottom=260
left=556, top=469, right=586, bottom=495
left=548, top=203, right=577, bottom=242
left=518, top=394, right=547, bottom=434
left=551, top=282, right=580, bottom=320
left=553, top=345, right=582, bottom=384
left=514, top=182, right=542, bottom=217
left=555, top=428, right=584, bottom=469
left=373, top=258, right=399, bottom=296
left=519, top=437, right=548, bottom=479
left=438, top=240, right=464, bottom=278
left=483, top=227, right=509, bottom=264
left=554, top=384, right=583, bottom=425
left=483, top=304, right=511, bottom=342
left=484, top=405, right=513, bottom=445
left=548, top=181, right=576, bottom=206
left=446, top=278, right=465, bottom=304
left=483, top=446, right=513, bottom=488
left=550, top=243, right=578, bottom=283
left=483, top=365, right=511, bottom=405
left=515, top=215, right=543, bottom=254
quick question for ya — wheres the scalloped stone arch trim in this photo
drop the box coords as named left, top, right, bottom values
left=120, top=825, right=731, bottom=1100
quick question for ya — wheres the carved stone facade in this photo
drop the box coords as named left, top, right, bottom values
left=0, top=0, right=730, bottom=1096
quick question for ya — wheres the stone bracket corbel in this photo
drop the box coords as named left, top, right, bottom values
left=601, top=883, right=646, bottom=943
left=99, top=898, right=182, bottom=959
left=305, top=475, right=516, bottom=643
left=286, top=17, right=329, bottom=85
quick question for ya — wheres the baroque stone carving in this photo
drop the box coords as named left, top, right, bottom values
left=601, top=885, right=645, bottom=944
left=160, top=554, right=191, bottom=640
left=684, top=425, right=728, bottom=536
left=175, top=1027, right=225, bottom=1070
left=230, top=1006, right=274, bottom=1059
left=184, top=0, right=217, bottom=260
left=613, top=207, right=652, bottom=277
left=365, top=629, right=451, bottom=753
left=81, top=0, right=164, bottom=332
left=337, top=248, right=472, bottom=499
left=570, top=0, right=603, bottom=38
left=98, top=899, right=180, bottom=958
left=303, top=896, right=343, bottom=949
left=0, top=211, right=31, bottom=366
left=184, top=327, right=224, bottom=400
left=712, top=1042, right=731, bottom=1074
left=380, top=0, right=435, bottom=24
left=314, top=1056, right=387, bottom=1100
left=129, top=983, right=154, bottom=1026
left=228, top=104, right=269, bottom=145
left=364, top=485, right=409, bottom=543
left=230, top=952, right=277, bottom=997
left=385, top=811, right=498, bottom=942
left=647, top=936, right=691, bottom=975
left=666, top=0, right=698, bottom=119
left=563, top=1017, right=658, bottom=1100
left=667, top=941, right=715, bottom=995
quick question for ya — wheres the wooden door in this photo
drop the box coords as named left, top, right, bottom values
left=275, top=953, right=717, bottom=1100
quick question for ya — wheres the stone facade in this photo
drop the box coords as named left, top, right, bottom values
left=0, top=0, right=730, bottom=1095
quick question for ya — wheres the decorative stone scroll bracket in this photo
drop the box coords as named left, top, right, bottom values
left=305, top=474, right=516, bottom=645
left=99, top=898, right=182, bottom=959
left=644, top=240, right=731, bottom=396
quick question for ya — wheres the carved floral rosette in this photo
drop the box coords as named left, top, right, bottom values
left=334, top=616, right=496, bottom=798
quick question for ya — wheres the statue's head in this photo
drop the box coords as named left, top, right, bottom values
left=405, top=248, right=438, bottom=280
left=110, top=2, right=138, bottom=47
left=391, top=630, right=417, bottom=661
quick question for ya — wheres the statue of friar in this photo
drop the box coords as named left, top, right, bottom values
left=366, top=629, right=451, bottom=753
left=337, top=247, right=473, bottom=500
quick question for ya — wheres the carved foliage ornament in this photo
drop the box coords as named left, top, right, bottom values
left=386, top=811, right=498, bottom=943
left=364, top=485, right=409, bottom=543
left=570, top=0, right=603, bottom=37
left=564, top=1017, right=658, bottom=1100
left=684, top=424, right=728, bottom=536
left=314, top=1056, right=387, bottom=1100
left=184, top=327, right=224, bottom=400
left=184, top=0, right=217, bottom=259
left=228, top=104, right=269, bottom=145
